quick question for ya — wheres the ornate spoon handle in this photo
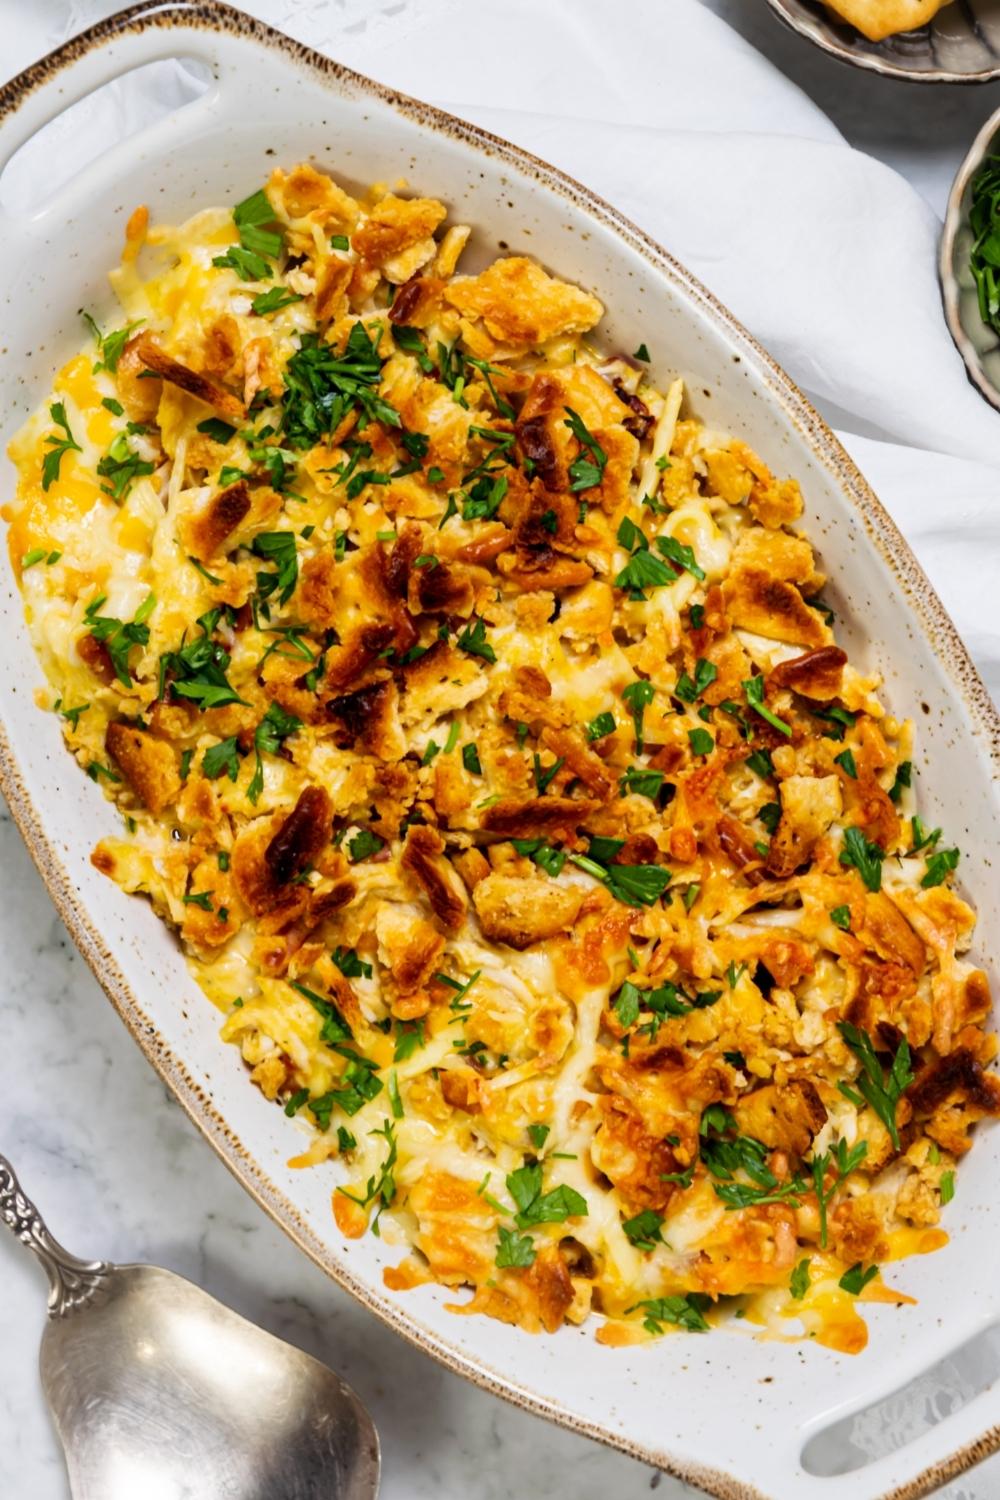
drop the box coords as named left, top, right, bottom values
left=0, top=1154, right=111, bottom=1316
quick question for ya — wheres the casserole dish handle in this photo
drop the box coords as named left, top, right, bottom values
left=0, top=0, right=221, bottom=222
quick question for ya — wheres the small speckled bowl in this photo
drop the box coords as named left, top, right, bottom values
left=941, top=105, right=1000, bottom=412
left=766, top=0, right=1000, bottom=82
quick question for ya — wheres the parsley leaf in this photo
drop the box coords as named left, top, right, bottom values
left=622, top=1208, right=664, bottom=1250
left=506, top=1163, right=588, bottom=1227
left=837, top=1022, right=913, bottom=1151
left=41, top=403, right=82, bottom=491
left=922, top=845, right=960, bottom=888
left=563, top=407, right=607, bottom=491
left=202, top=736, right=241, bottom=781
left=456, top=617, right=496, bottom=664
left=251, top=286, right=304, bottom=316
left=97, top=432, right=156, bottom=503
left=622, top=678, right=654, bottom=752
left=586, top=711, right=616, bottom=741
left=629, top=1294, right=710, bottom=1334
left=248, top=702, right=301, bottom=803
left=790, top=1259, right=811, bottom=1300
left=252, top=531, right=298, bottom=607
left=348, top=828, right=385, bottom=863
left=85, top=592, right=155, bottom=688
left=675, top=658, right=718, bottom=703
left=496, top=1226, right=536, bottom=1268
left=839, top=1263, right=878, bottom=1296
left=839, top=826, right=885, bottom=892
left=743, top=674, right=792, bottom=737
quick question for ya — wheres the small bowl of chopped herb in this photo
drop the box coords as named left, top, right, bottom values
left=941, top=107, right=1000, bottom=413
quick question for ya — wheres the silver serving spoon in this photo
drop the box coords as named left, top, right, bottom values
left=0, top=1153, right=380, bottom=1499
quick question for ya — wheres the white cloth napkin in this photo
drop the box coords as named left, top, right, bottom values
left=5, top=0, right=1000, bottom=696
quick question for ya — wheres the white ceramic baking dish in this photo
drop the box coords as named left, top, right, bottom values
left=2, top=6, right=1000, bottom=1497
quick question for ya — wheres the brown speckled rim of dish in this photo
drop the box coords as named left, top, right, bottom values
left=940, top=102, right=1000, bottom=414
left=1, top=5, right=999, bottom=1498
left=764, top=0, right=1000, bottom=83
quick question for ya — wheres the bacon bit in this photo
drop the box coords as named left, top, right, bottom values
left=105, top=721, right=181, bottom=814
left=77, top=631, right=115, bottom=684
left=265, top=786, right=332, bottom=887
left=184, top=479, right=251, bottom=561
left=389, top=273, right=428, bottom=325
left=382, top=523, right=423, bottom=599
left=612, top=378, right=653, bottom=440
left=770, top=645, right=847, bottom=701
left=515, top=414, right=561, bottom=489
left=129, top=333, right=245, bottom=423
left=400, top=825, right=468, bottom=934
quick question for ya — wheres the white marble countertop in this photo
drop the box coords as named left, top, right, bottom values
left=0, top=3, right=997, bottom=1498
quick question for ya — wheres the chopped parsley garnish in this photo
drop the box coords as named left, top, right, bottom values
left=202, top=736, right=240, bottom=782
left=461, top=473, right=508, bottom=520
left=889, top=759, right=912, bottom=804
left=922, top=845, right=960, bottom=889
left=495, top=1226, right=536, bottom=1268
left=834, top=748, right=857, bottom=779
left=333, top=946, right=373, bottom=980
left=251, top=286, right=303, bottom=316
left=159, top=610, right=246, bottom=710
left=745, top=748, right=774, bottom=778
left=41, top=403, right=82, bottom=491
left=743, top=674, right=791, bottom=737
left=675, top=658, right=718, bottom=703
left=811, top=704, right=856, bottom=742
left=511, top=839, right=566, bottom=877
left=456, top=617, right=496, bottom=664
left=251, top=531, right=298, bottom=607
left=197, top=417, right=236, bottom=444
left=97, top=432, right=156, bottom=502
left=533, top=752, right=564, bottom=794
left=284, top=1087, right=309, bottom=1117
left=182, top=890, right=213, bottom=911
left=337, top=1119, right=397, bottom=1234
left=809, top=1138, right=867, bottom=1248
left=506, top=1163, right=587, bottom=1228
left=621, top=678, right=654, bottom=751
left=688, top=728, right=714, bottom=757
left=280, top=323, right=400, bottom=449
left=837, top=1022, right=913, bottom=1151
left=656, top=533, right=705, bottom=581
left=568, top=852, right=671, bottom=908
left=911, top=815, right=940, bottom=852
left=80, top=310, right=142, bottom=372
left=629, top=1294, right=710, bottom=1335
left=614, top=543, right=676, bottom=599
left=391, top=324, right=435, bottom=373
left=830, top=904, right=852, bottom=931
left=527, top=1123, right=550, bottom=1151
left=790, top=1259, right=811, bottom=1300
left=348, top=828, right=385, bottom=863
left=85, top=592, right=155, bottom=688
left=839, top=826, right=884, bottom=892
left=211, top=187, right=284, bottom=281
left=619, top=765, right=664, bottom=800
left=248, top=701, right=301, bottom=804
left=634, top=342, right=651, bottom=362
left=622, top=1208, right=664, bottom=1250
left=586, top=710, right=617, bottom=741
left=940, top=1169, right=955, bottom=1204
left=290, top=979, right=353, bottom=1045
left=839, top=1263, right=878, bottom=1297
left=330, top=233, right=350, bottom=252
left=462, top=742, right=482, bottom=775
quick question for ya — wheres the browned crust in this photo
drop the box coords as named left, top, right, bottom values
left=265, top=785, right=332, bottom=886
left=184, top=479, right=251, bottom=560
left=105, top=720, right=180, bottom=814
left=770, top=644, right=847, bottom=700
left=481, top=795, right=598, bottom=839
left=400, top=825, right=468, bottom=932
left=130, top=331, right=246, bottom=423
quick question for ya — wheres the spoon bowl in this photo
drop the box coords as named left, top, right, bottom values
left=2, top=1155, right=380, bottom=1500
